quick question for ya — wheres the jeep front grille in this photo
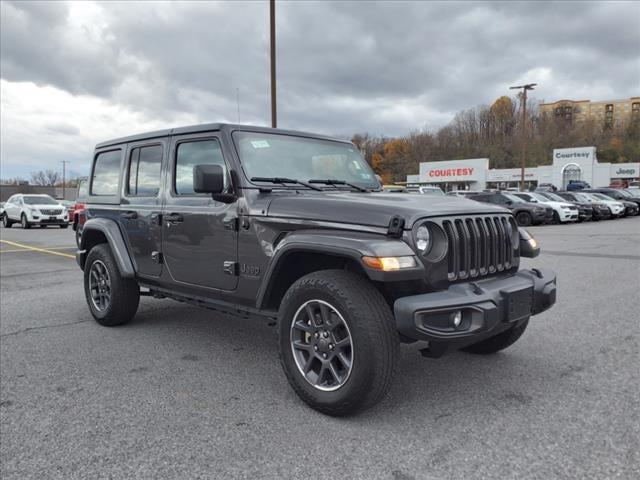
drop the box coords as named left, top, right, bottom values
left=40, top=209, right=63, bottom=215
left=441, top=216, right=516, bottom=281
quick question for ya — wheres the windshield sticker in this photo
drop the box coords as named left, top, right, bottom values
left=251, top=140, right=270, bottom=149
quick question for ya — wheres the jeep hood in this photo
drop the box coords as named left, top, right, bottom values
left=265, top=192, right=507, bottom=228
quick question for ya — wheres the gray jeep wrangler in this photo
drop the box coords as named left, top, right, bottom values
left=77, top=124, right=557, bottom=416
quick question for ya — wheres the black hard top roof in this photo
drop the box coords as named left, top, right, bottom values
left=95, top=123, right=348, bottom=149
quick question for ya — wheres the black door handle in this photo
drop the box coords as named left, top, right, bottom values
left=121, top=211, right=138, bottom=219
left=164, top=213, right=183, bottom=223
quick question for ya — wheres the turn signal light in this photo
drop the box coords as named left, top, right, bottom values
left=362, top=256, right=417, bottom=271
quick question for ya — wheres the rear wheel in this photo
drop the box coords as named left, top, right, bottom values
left=21, top=214, right=31, bottom=229
left=462, top=319, right=529, bottom=354
left=515, top=211, right=532, bottom=226
left=84, top=244, right=139, bottom=326
left=278, top=270, right=399, bottom=416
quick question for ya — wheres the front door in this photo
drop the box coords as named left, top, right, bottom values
left=120, top=142, right=165, bottom=277
left=162, top=133, right=238, bottom=291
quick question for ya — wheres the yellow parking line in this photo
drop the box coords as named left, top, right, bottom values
left=0, top=240, right=75, bottom=259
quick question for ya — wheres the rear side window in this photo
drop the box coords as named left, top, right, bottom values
left=92, top=150, right=121, bottom=196
left=127, top=145, right=163, bottom=196
left=175, top=139, right=228, bottom=195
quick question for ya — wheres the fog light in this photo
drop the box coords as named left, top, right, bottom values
left=451, top=310, right=462, bottom=328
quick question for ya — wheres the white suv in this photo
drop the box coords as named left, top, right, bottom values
left=2, top=194, right=69, bottom=229
left=514, top=192, right=579, bottom=223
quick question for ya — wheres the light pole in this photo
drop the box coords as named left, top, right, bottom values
left=61, top=160, right=70, bottom=199
left=510, top=83, right=537, bottom=191
left=270, top=0, right=277, bottom=128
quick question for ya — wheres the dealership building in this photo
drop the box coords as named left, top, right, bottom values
left=406, top=147, right=640, bottom=191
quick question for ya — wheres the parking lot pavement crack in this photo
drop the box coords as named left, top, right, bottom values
left=542, top=250, right=640, bottom=260
left=0, top=319, right=90, bottom=338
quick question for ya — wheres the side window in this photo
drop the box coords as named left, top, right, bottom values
left=492, top=195, right=507, bottom=204
left=175, top=139, right=228, bottom=196
left=92, top=150, right=122, bottom=196
left=127, top=145, right=162, bottom=196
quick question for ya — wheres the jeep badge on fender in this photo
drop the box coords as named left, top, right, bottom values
left=76, top=123, right=557, bottom=416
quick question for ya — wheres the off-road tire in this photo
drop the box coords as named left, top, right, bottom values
left=84, top=244, right=139, bottom=327
left=515, top=211, right=532, bottom=226
left=462, top=319, right=529, bottom=355
left=21, top=214, right=31, bottom=229
left=278, top=270, right=399, bottom=416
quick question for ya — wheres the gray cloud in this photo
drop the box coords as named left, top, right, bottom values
left=1, top=0, right=639, bottom=178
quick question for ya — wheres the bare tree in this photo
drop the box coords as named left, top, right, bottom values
left=30, top=169, right=60, bottom=186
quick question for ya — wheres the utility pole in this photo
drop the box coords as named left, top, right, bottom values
left=509, top=83, right=537, bottom=191
left=270, top=0, right=277, bottom=128
left=61, top=160, right=70, bottom=199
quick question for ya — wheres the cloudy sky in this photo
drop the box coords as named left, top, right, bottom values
left=1, top=0, right=639, bottom=179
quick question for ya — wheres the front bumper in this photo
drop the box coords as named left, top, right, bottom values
left=558, top=209, right=579, bottom=222
left=394, top=268, right=557, bottom=347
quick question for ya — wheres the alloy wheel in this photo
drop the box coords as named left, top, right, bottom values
left=290, top=299, right=353, bottom=392
left=89, top=260, right=111, bottom=312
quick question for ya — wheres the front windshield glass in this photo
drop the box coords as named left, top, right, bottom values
left=573, top=193, right=590, bottom=202
left=593, top=193, right=612, bottom=201
left=503, top=193, right=525, bottom=203
left=23, top=196, right=58, bottom=205
left=545, top=192, right=566, bottom=202
left=532, top=193, right=550, bottom=202
left=233, top=132, right=379, bottom=190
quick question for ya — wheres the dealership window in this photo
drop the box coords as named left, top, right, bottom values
left=127, top=145, right=162, bottom=196
left=92, top=150, right=121, bottom=196
left=174, top=139, right=228, bottom=195
left=605, top=104, right=614, bottom=112
left=562, top=164, right=582, bottom=188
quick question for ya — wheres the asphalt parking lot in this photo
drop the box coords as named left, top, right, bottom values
left=1, top=219, right=639, bottom=479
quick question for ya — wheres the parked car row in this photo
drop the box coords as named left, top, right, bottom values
left=444, top=187, right=639, bottom=226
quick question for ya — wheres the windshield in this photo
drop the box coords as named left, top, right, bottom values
left=503, top=193, right=525, bottom=203
left=23, top=196, right=58, bottom=205
left=593, top=193, right=613, bottom=201
left=573, top=193, right=590, bottom=202
left=544, top=192, right=566, bottom=202
left=531, top=193, right=551, bottom=203
left=233, top=132, right=379, bottom=190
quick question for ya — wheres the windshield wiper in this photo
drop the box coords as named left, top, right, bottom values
left=251, top=177, right=322, bottom=191
left=309, top=179, right=369, bottom=193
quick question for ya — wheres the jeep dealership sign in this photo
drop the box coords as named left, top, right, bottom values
left=610, top=163, right=639, bottom=178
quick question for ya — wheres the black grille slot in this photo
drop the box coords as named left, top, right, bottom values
left=443, top=215, right=515, bottom=281
left=40, top=209, right=62, bottom=215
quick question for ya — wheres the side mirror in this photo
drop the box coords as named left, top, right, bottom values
left=505, top=200, right=513, bottom=206
left=518, top=227, right=540, bottom=258
left=193, top=164, right=235, bottom=203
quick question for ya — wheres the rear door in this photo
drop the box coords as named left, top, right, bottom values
left=162, top=133, right=238, bottom=291
left=120, top=141, right=166, bottom=277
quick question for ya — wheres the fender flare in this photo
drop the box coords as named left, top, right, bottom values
left=255, top=230, right=423, bottom=309
left=77, top=217, right=135, bottom=277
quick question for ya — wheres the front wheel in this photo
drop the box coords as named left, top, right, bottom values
left=59, top=224, right=69, bottom=229
left=84, top=244, right=140, bottom=326
left=552, top=211, right=561, bottom=224
left=278, top=270, right=399, bottom=416
left=462, top=319, right=529, bottom=354
left=21, top=214, right=31, bottom=229
left=2, top=215, right=13, bottom=228
left=516, top=211, right=532, bottom=226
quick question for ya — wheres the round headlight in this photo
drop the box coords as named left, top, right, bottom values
left=415, top=224, right=431, bottom=253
